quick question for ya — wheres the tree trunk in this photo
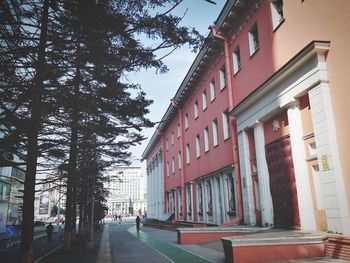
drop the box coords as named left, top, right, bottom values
left=64, top=68, right=80, bottom=250
left=20, top=1, right=50, bottom=262
left=78, top=172, right=85, bottom=234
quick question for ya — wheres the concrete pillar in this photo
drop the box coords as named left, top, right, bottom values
left=287, top=102, right=316, bottom=230
left=253, top=122, right=274, bottom=226
left=240, top=130, right=256, bottom=225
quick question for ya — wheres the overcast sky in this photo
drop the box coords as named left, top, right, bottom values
left=127, top=0, right=226, bottom=172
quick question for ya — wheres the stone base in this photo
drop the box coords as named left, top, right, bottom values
left=177, top=226, right=269, bottom=244
left=221, top=230, right=324, bottom=263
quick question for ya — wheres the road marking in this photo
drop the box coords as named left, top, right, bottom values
left=96, top=224, right=112, bottom=263
left=128, top=227, right=213, bottom=263
left=34, top=245, right=62, bottom=263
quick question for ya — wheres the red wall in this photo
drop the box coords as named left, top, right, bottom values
left=164, top=114, right=182, bottom=191
left=264, top=110, right=290, bottom=145
left=181, top=55, right=234, bottom=184
left=164, top=54, right=234, bottom=191
left=230, top=0, right=275, bottom=107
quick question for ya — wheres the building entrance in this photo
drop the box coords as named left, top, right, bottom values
left=265, top=136, right=300, bottom=228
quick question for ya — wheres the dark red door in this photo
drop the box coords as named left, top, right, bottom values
left=265, top=136, right=300, bottom=228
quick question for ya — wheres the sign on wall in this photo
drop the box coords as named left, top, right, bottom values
left=39, top=193, right=49, bottom=215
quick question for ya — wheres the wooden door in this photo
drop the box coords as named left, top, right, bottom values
left=265, top=136, right=300, bottom=228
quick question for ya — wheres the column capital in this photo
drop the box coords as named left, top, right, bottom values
left=284, top=99, right=300, bottom=109
left=252, top=120, right=264, bottom=128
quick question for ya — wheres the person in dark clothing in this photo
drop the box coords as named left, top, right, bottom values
left=136, top=216, right=141, bottom=232
left=46, top=222, right=54, bottom=242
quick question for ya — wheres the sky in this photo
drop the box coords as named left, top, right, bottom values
left=127, top=0, right=227, bottom=173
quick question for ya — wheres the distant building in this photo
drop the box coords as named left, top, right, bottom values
left=106, top=167, right=146, bottom=216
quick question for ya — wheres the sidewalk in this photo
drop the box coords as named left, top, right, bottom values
left=35, top=222, right=349, bottom=263
left=37, top=222, right=223, bottom=263
left=37, top=230, right=103, bottom=263
left=141, top=226, right=225, bottom=263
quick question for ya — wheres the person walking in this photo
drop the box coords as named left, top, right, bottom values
left=59, top=220, right=65, bottom=240
left=46, top=222, right=54, bottom=242
left=136, top=215, right=141, bottom=232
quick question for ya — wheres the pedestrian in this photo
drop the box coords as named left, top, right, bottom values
left=119, top=215, right=122, bottom=224
left=136, top=215, right=141, bottom=232
left=59, top=220, right=65, bottom=240
left=46, top=222, right=54, bottom=242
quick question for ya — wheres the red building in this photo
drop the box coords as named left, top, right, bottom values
left=143, top=0, right=350, bottom=237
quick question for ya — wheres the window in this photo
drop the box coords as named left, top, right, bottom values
left=204, top=127, right=209, bottom=152
left=194, top=101, right=199, bottom=119
left=212, top=119, right=219, bottom=146
left=222, top=110, right=231, bottom=140
left=178, top=151, right=182, bottom=169
left=202, top=90, right=207, bottom=111
left=210, top=80, right=216, bottom=102
left=167, top=161, right=170, bottom=176
left=248, top=23, right=259, bottom=56
left=177, top=123, right=180, bottom=138
left=186, top=144, right=190, bottom=164
left=196, top=134, right=201, bottom=158
left=171, top=132, right=174, bottom=145
left=271, top=0, right=284, bottom=30
left=233, top=46, right=241, bottom=74
left=219, top=66, right=226, bottom=90
left=185, top=113, right=189, bottom=129
left=172, top=157, right=175, bottom=174
left=166, top=138, right=169, bottom=150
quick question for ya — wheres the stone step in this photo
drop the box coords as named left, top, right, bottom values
left=221, top=230, right=325, bottom=263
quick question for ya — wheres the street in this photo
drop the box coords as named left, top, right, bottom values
left=34, top=217, right=224, bottom=263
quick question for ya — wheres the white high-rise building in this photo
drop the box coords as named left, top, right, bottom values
left=106, top=166, right=146, bottom=216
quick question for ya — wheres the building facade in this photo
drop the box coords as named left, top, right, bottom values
left=106, top=166, right=146, bottom=216
left=143, top=0, right=350, bottom=235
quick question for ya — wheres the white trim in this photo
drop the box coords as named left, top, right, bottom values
left=219, top=66, right=226, bottom=90
left=195, top=134, right=201, bottom=158
left=212, top=119, right=219, bottom=146
left=202, top=90, right=207, bottom=111
left=204, top=127, right=209, bottom=152
left=186, top=144, right=190, bottom=164
left=210, top=80, right=216, bottom=101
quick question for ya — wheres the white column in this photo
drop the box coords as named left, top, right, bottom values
left=310, top=83, right=350, bottom=235
left=147, top=165, right=151, bottom=217
left=287, top=102, right=316, bottom=230
left=160, top=153, right=164, bottom=217
left=157, top=154, right=162, bottom=219
left=155, top=156, right=159, bottom=219
left=240, top=130, right=256, bottom=225
left=151, top=161, right=155, bottom=217
left=253, top=122, right=274, bottom=226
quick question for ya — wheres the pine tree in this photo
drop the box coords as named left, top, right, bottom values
left=1, top=0, right=203, bottom=260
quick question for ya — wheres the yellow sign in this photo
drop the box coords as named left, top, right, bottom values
left=321, top=155, right=330, bottom=171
